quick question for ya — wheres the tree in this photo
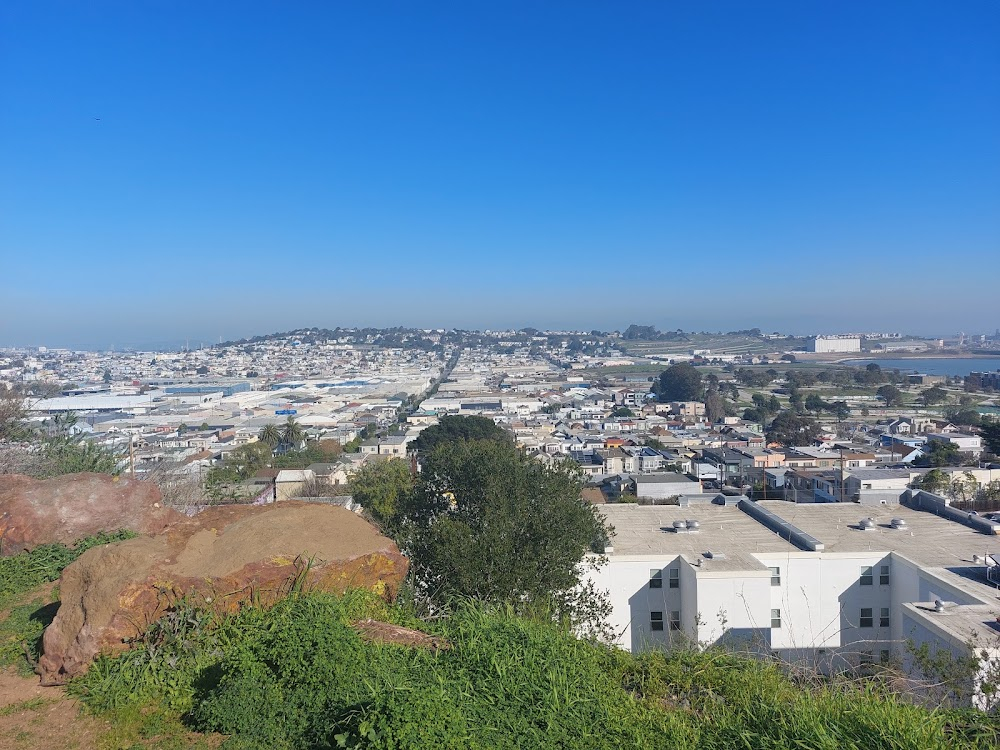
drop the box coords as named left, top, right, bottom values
left=981, top=419, right=1000, bottom=456
left=349, top=458, right=414, bottom=532
left=913, top=441, right=967, bottom=468
left=876, top=385, right=903, bottom=407
left=830, top=401, right=851, bottom=422
left=280, top=416, right=305, bottom=448
left=766, top=412, right=822, bottom=447
left=653, top=363, right=704, bottom=402
left=0, top=384, right=31, bottom=442
left=704, top=390, right=727, bottom=423
left=804, top=394, right=827, bottom=413
left=226, top=441, right=273, bottom=478
left=315, top=439, right=343, bottom=459
left=946, top=408, right=982, bottom=427
left=410, top=415, right=510, bottom=454
left=921, top=386, right=949, bottom=407
left=258, top=424, right=282, bottom=447
left=397, top=440, right=610, bottom=619
left=916, top=469, right=950, bottom=494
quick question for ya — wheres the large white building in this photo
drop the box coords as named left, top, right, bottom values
left=807, top=336, right=862, bottom=353
left=587, top=494, right=1000, bottom=709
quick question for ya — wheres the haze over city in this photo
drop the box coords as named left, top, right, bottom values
left=2, top=1, right=998, bottom=349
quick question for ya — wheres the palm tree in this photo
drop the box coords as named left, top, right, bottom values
left=259, top=423, right=281, bottom=447
left=280, top=416, right=304, bottom=449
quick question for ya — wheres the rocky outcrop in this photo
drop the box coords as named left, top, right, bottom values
left=0, top=473, right=181, bottom=555
left=37, top=501, right=408, bottom=685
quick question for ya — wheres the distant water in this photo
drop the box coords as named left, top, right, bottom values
left=844, top=358, right=1000, bottom=377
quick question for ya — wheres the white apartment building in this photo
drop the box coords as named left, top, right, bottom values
left=587, top=496, right=1000, bottom=709
left=807, top=336, right=862, bottom=353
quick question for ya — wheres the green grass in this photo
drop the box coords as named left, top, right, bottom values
left=69, top=592, right=1000, bottom=750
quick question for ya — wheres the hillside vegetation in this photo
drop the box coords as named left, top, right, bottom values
left=65, top=589, right=999, bottom=750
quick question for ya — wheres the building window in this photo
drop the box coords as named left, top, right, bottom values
left=860, top=608, right=873, bottom=628
left=669, top=568, right=679, bottom=589
left=880, top=649, right=891, bottom=663
left=880, top=608, right=890, bottom=628
left=769, top=566, right=781, bottom=586
left=860, top=566, right=873, bottom=586
left=669, top=611, right=681, bottom=631
left=771, top=608, right=782, bottom=628
left=650, top=612, right=664, bottom=631
left=649, top=570, right=662, bottom=589
left=880, top=564, right=890, bottom=586
left=859, top=651, right=873, bottom=666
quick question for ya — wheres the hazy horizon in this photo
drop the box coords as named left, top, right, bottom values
left=2, top=2, right=998, bottom=349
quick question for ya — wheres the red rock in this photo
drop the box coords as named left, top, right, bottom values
left=0, top=473, right=181, bottom=555
left=36, top=501, right=408, bottom=685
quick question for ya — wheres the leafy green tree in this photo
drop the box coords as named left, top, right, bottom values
left=610, top=406, right=634, bottom=418
left=653, top=363, right=704, bottom=402
left=876, top=384, right=903, bottom=407
left=981, top=419, right=1000, bottom=456
left=258, top=423, right=281, bottom=447
left=913, top=441, right=965, bottom=468
left=410, top=415, right=509, bottom=454
left=916, top=468, right=950, bottom=494
left=766, top=412, right=822, bottom=447
left=788, top=385, right=804, bottom=413
left=830, top=401, right=850, bottom=422
left=804, top=394, right=827, bottom=413
left=398, top=440, right=610, bottom=616
left=349, top=458, right=414, bottom=532
left=224, top=441, right=272, bottom=479
left=946, top=408, right=982, bottom=427
left=38, top=434, right=123, bottom=476
left=920, top=386, right=949, bottom=406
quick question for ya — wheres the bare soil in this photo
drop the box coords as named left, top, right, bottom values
left=0, top=668, right=105, bottom=750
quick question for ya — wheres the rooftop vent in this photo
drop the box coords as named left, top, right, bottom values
left=859, top=517, right=876, bottom=530
left=672, top=520, right=688, bottom=533
left=686, top=520, right=701, bottom=532
left=890, top=518, right=908, bottom=530
left=703, top=550, right=726, bottom=560
left=933, top=599, right=945, bottom=613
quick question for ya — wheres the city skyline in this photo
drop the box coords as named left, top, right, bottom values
left=2, top=2, right=998, bottom=348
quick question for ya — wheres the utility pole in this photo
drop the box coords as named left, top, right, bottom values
left=839, top=446, right=846, bottom=503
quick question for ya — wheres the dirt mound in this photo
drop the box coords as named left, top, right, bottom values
left=352, top=619, right=450, bottom=652
left=0, top=473, right=181, bottom=555
left=37, top=502, right=408, bottom=685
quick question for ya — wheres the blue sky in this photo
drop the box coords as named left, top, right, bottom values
left=1, top=1, right=998, bottom=348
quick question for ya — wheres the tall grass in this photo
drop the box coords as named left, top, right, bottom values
left=70, top=591, right=1000, bottom=750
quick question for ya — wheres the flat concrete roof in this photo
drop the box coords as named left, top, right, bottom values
left=598, top=503, right=797, bottom=571
left=903, top=602, right=1000, bottom=647
left=757, top=501, right=999, bottom=568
